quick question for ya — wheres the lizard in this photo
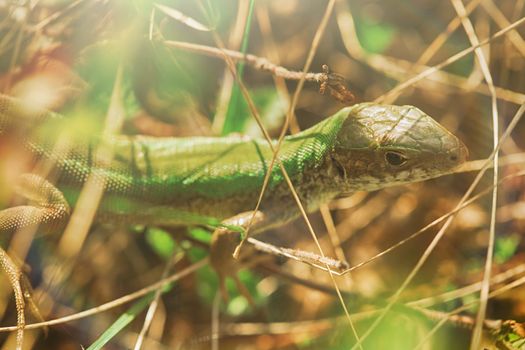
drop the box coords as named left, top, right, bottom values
left=0, top=93, right=468, bottom=341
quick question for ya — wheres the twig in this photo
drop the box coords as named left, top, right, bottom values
left=163, top=40, right=354, bottom=105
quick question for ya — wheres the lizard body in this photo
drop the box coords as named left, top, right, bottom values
left=0, top=93, right=468, bottom=341
left=0, top=95, right=467, bottom=234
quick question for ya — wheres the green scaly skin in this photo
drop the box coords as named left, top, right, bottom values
left=0, top=94, right=468, bottom=235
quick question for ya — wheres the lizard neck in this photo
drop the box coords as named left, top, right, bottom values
left=267, top=108, right=349, bottom=187
left=255, top=110, right=351, bottom=220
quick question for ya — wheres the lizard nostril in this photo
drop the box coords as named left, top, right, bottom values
left=450, top=142, right=469, bottom=164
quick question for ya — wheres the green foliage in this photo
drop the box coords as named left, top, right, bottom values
left=495, top=234, right=520, bottom=264
left=188, top=227, right=212, bottom=244
left=186, top=245, right=217, bottom=305
left=195, top=264, right=220, bottom=304
left=215, top=86, right=287, bottom=136
left=232, top=269, right=265, bottom=309
left=443, top=54, right=474, bottom=77
left=187, top=244, right=265, bottom=314
left=242, top=87, right=288, bottom=137
left=320, top=313, right=431, bottom=350
left=355, top=17, right=395, bottom=54
left=145, top=227, right=177, bottom=259
left=74, top=42, right=141, bottom=119
left=461, top=292, right=481, bottom=314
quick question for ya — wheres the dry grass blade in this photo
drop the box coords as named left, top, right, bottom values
left=340, top=169, right=525, bottom=275
left=413, top=275, right=525, bottom=349
left=132, top=252, right=182, bottom=350
left=2, top=2, right=26, bottom=93
left=214, top=271, right=525, bottom=342
left=57, top=64, right=124, bottom=257
left=381, top=0, right=482, bottom=104
left=211, top=291, right=220, bottom=350
left=409, top=263, right=525, bottom=308
left=32, top=0, right=86, bottom=32
left=377, top=16, right=525, bottom=103
left=334, top=0, right=525, bottom=105
left=481, top=0, right=525, bottom=57
left=0, top=258, right=207, bottom=333
left=154, top=3, right=210, bottom=31
left=456, top=152, right=525, bottom=172
left=197, top=0, right=362, bottom=345
left=449, top=1, right=499, bottom=348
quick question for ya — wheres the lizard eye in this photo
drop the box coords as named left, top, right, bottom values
left=385, top=151, right=407, bottom=166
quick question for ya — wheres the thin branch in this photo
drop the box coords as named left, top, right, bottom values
left=162, top=40, right=354, bottom=104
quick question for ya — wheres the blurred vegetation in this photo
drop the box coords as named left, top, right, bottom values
left=0, top=0, right=524, bottom=349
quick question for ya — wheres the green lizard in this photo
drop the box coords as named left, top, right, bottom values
left=0, top=93, right=467, bottom=336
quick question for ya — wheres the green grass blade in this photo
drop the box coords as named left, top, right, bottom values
left=86, top=286, right=171, bottom=350
left=221, top=0, right=255, bottom=135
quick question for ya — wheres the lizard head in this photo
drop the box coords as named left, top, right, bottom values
left=331, top=103, right=468, bottom=192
